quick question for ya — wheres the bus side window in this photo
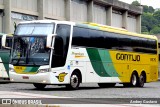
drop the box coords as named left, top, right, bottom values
left=51, top=24, right=71, bottom=68
left=0, top=37, right=2, bottom=49
left=6, top=38, right=12, bottom=48
left=54, top=36, right=64, bottom=56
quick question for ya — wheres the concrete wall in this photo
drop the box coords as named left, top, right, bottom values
left=127, top=15, right=137, bottom=32
left=45, top=0, right=65, bottom=20
left=11, top=0, right=38, bottom=15
left=0, top=0, right=3, bottom=5
left=71, top=0, right=87, bottom=22
left=112, top=10, right=122, bottom=28
left=0, top=0, right=142, bottom=34
left=93, top=4, right=106, bottom=25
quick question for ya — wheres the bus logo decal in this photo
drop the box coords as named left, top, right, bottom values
left=56, top=72, right=68, bottom=82
left=72, top=52, right=85, bottom=58
left=116, top=53, right=140, bottom=62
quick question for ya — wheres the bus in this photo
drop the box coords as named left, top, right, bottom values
left=0, top=33, right=12, bottom=81
left=3, top=20, right=158, bottom=89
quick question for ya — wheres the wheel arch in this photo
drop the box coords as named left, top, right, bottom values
left=131, top=70, right=139, bottom=77
left=71, top=69, right=82, bottom=83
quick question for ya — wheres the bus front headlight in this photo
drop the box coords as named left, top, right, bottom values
left=38, top=69, right=50, bottom=73
left=9, top=68, right=15, bottom=72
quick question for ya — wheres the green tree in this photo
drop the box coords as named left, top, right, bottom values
left=141, top=26, right=148, bottom=33
left=142, top=13, right=158, bottom=32
left=148, top=6, right=154, bottom=13
left=143, top=5, right=148, bottom=13
left=139, top=2, right=160, bottom=34
left=131, top=1, right=140, bottom=6
left=150, top=26, right=160, bottom=34
left=153, top=10, right=160, bottom=21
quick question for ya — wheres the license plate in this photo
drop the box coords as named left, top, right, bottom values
left=22, top=76, right=29, bottom=79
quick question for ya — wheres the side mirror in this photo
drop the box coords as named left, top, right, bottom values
left=46, top=34, right=56, bottom=48
left=2, top=34, right=11, bottom=49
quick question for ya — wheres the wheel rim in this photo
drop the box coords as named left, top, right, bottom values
left=132, top=74, right=137, bottom=86
left=71, top=75, right=79, bottom=88
left=140, top=75, right=144, bottom=86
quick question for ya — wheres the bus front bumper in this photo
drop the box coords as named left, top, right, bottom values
left=9, top=72, right=52, bottom=84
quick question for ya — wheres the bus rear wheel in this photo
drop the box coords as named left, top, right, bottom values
left=33, top=83, right=46, bottom=89
left=138, top=73, right=145, bottom=87
left=98, top=83, right=116, bottom=88
left=66, top=72, right=80, bottom=90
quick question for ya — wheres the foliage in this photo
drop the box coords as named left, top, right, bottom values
left=142, top=13, right=158, bottom=32
left=131, top=1, right=160, bottom=35
left=150, top=26, right=160, bottom=34
left=142, top=5, right=155, bottom=13
left=131, top=1, right=140, bottom=6
left=153, top=10, right=160, bottom=21
left=148, top=6, right=154, bottom=13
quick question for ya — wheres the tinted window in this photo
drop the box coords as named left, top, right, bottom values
left=0, top=37, right=1, bottom=49
left=72, top=27, right=89, bottom=47
left=0, top=37, right=12, bottom=50
left=51, top=24, right=71, bottom=67
left=6, top=37, right=12, bottom=48
left=72, top=26, right=157, bottom=54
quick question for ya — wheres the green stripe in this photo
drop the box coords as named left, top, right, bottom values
left=0, top=51, right=10, bottom=75
left=24, top=67, right=39, bottom=73
left=86, top=48, right=119, bottom=77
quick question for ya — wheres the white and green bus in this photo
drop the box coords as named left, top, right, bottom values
left=3, top=20, right=158, bottom=89
left=0, top=33, right=12, bottom=81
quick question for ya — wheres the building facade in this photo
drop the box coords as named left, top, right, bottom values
left=0, top=0, right=142, bottom=34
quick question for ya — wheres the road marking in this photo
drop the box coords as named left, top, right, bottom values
left=0, top=91, right=159, bottom=107
left=0, top=91, right=68, bottom=98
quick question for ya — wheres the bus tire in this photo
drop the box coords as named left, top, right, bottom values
left=33, top=83, right=46, bottom=89
left=130, top=72, right=139, bottom=87
left=66, top=72, right=80, bottom=90
left=98, top=83, right=116, bottom=88
left=138, top=73, right=145, bottom=87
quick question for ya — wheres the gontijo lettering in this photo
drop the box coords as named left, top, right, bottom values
left=116, top=53, right=140, bottom=61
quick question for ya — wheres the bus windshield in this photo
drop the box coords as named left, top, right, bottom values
left=11, top=36, right=50, bottom=66
left=10, top=23, right=55, bottom=66
left=15, top=23, right=54, bottom=35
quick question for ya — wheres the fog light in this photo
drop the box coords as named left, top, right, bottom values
left=42, top=80, right=46, bottom=83
left=11, top=79, right=14, bottom=81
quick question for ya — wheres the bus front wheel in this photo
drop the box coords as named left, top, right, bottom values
left=33, top=83, right=46, bottom=89
left=130, top=72, right=139, bottom=87
left=66, top=72, right=80, bottom=90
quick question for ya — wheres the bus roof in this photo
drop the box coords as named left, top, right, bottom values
left=76, top=22, right=157, bottom=40
left=18, top=20, right=157, bottom=40
left=19, top=20, right=75, bottom=25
